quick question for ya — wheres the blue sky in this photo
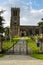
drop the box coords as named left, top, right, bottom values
left=0, top=0, right=42, bottom=9
left=32, top=0, right=43, bottom=9
left=0, top=0, right=43, bottom=27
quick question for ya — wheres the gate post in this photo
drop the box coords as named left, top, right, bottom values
left=26, top=42, right=28, bottom=54
left=13, top=42, right=14, bottom=53
left=0, top=35, right=2, bottom=53
left=39, top=38, right=43, bottom=53
left=19, top=43, right=21, bottom=54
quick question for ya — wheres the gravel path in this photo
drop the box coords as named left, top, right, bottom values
left=0, top=55, right=36, bottom=60
left=0, top=57, right=43, bottom=65
left=0, top=37, right=43, bottom=65
left=0, top=54, right=43, bottom=65
left=0, top=55, right=43, bottom=65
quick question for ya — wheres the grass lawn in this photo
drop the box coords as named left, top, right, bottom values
left=25, top=37, right=43, bottom=59
left=0, top=54, right=4, bottom=57
left=2, top=37, right=21, bottom=51
left=31, top=54, right=43, bottom=59
left=24, top=36, right=43, bottom=59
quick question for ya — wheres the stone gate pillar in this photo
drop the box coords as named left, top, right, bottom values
left=0, top=35, right=2, bottom=52
left=39, top=38, right=43, bottom=53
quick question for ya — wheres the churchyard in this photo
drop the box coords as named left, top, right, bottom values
left=0, top=8, right=43, bottom=60
left=0, top=34, right=43, bottom=60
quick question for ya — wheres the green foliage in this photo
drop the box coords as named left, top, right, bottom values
left=25, top=36, right=40, bottom=53
left=38, top=22, right=43, bottom=27
left=0, top=54, right=4, bottom=57
left=4, top=27, right=10, bottom=40
left=31, top=54, right=43, bottom=59
left=2, top=37, right=21, bottom=51
left=12, top=37, right=20, bottom=43
left=38, top=18, right=43, bottom=27
left=0, top=16, right=4, bottom=33
left=2, top=41, right=13, bottom=51
left=30, top=36, right=35, bottom=41
left=38, top=19, right=43, bottom=34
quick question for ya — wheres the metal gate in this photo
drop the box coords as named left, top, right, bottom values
left=6, top=40, right=28, bottom=55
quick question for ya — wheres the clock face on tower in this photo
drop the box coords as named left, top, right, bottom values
left=12, top=17, right=17, bottom=25
left=12, top=17, right=17, bottom=24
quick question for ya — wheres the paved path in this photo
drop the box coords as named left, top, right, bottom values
left=0, top=60, right=43, bottom=65
left=0, top=55, right=36, bottom=60
left=0, top=55, right=42, bottom=65
left=0, top=55, right=43, bottom=65
left=0, top=37, right=43, bottom=65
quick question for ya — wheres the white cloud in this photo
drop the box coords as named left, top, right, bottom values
left=31, top=9, right=43, bottom=13
left=0, top=0, right=43, bottom=27
left=20, top=8, right=43, bottom=25
left=0, top=6, right=10, bottom=27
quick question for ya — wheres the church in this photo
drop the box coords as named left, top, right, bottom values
left=10, top=8, right=41, bottom=37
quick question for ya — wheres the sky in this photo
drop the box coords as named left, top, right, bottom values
left=0, top=0, right=43, bottom=27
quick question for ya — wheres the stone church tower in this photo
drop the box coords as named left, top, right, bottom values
left=10, top=8, right=20, bottom=37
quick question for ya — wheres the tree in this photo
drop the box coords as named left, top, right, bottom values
left=38, top=18, right=43, bottom=53
left=0, top=10, right=5, bottom=52
left=0, top=16, right=4, bottom=33
left=38, top=18, right=43, bottom=34
left=4, top=27, right=10, bottom=40
left=0, top=10, right=5, bottom=34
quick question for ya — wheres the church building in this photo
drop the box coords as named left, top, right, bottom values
left=10, top=8, right=41, bottom=37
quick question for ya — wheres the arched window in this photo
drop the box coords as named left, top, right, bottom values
left=29, top=29, right=32, bottom=35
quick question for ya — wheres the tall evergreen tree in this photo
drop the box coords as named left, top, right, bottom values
left=38, top=18, right=43, bottom=34
left=0, top=10, right=5, bottom=34
left=0, top=16, right=4, bottom=34
left=0, top=11, right=5, bottom=52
